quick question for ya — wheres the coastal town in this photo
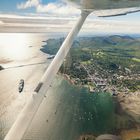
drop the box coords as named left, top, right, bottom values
left=62, top=60, right=140, bottom=96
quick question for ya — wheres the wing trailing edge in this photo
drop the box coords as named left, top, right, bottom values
left=82, top=7, right=140, bottom=17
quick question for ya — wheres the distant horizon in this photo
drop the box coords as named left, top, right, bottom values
left=1, top=32, right=140, bottom=38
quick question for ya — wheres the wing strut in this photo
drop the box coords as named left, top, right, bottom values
left=4, top=10, right=90, bottom=140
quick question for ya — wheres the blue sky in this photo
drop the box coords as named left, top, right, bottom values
left=0, top=0, right=59, bottom=13
left=0, top=0, right=30, bottom=13
left=0, top=0, right=80, bottom=16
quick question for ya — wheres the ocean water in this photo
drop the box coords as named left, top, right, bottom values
left=0, top=33, right=53, bottom=139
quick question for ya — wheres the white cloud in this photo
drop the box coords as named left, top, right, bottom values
left=36, top=3, right=80, bottom=16
left=1, top=14, right=140, bottom=34
left=17, top=0, right=80, bottom=16
left=17, top=0, right=40, bottom=9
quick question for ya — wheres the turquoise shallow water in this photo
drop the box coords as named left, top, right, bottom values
left=61, top=76, right=116, bottom=134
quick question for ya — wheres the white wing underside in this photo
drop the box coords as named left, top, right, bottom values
left=73, top=0, right=140, bottom=17
left=73, top=0, right=140, bottom=10
left=93, top=7, right=140, bottom=17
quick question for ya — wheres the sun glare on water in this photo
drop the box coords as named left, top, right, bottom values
left=0, top=33, right=33, bottom=61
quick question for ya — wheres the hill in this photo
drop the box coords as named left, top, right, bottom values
left=41, top=35, right=140, bottom=59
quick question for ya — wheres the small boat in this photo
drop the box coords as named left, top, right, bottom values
left=47, top=55, right=55, bottom=59
left=18, top=79, right=24, bottom=93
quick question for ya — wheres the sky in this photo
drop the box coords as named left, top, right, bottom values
left=0, top=0, right=57, bottom=13
left=0, top=0, right=140, bottom=34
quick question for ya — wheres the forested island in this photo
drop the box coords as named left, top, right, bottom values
left=41, top=35, right=140, bottom=94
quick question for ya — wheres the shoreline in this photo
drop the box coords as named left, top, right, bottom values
left=58, top=73, right=97, bottom=92
left=58, top=73, right=83, bottom=87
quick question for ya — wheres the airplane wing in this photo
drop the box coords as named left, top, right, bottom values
left=69, top=0, right=140, bottom=10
